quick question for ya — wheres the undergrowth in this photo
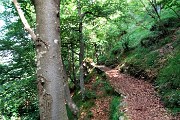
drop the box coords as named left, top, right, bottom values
left=109, top=96, right=121, bottom=120
left=99, top=15, right=180, bottom=115
left=69, top=68, right=123, bottom=119
left=156, top=51, right=180, bottom=114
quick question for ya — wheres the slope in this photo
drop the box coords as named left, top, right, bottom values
left=96, top=65, right=180, bottom=120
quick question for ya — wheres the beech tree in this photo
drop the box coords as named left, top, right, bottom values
left=12, top=0, right=68, bottom=119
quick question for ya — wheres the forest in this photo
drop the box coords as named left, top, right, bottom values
left=0, top=0, right=179, bottom=120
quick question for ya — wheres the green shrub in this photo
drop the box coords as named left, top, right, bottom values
left=109, top=96, right=120, bottom=120
left=84, top=90, right=96, bottom=100
left=140, top=32, right=163, bottom=47
left=150, top=16, right=180, bottom=32
left=145, top=51, right=159, bottom=68
left=103, top=81, right=114, bottom=94
left=84, top=69, right=96, bottom=84
left=111, top=45, right=122, bottom=55
left=156, top=53, right=180, bottom=114
left=98, top=55, right=107, bottom=65
left=82, top=101, right=95, bottom=110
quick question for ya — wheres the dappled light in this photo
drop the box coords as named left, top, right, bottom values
left=0, top=0, right=180, bottom=119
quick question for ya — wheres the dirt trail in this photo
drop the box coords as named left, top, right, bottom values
left=96, top=65, right=178, bottom=120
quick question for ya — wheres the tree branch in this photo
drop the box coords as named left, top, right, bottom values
left=148, top=0, right=161, bottom=20
left=139, top=0, right=156, bottom=19
left=12, top=0, right=36, bottom=41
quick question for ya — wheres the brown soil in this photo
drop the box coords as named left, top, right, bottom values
left=79, top=74, right=112, bottom=120
left=90, top=97, right=111, bottom=120
left=96, top=65, right=179, bottom=120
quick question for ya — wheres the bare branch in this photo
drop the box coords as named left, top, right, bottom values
left=12, top=0, right=36, bottom=41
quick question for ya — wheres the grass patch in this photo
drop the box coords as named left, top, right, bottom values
left=109, top=96, right=122, bottom=120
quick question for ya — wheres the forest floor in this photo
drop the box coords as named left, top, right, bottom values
left=79, top=75, right=112, bottom=120
left=95, top=65, right=180, bottom=120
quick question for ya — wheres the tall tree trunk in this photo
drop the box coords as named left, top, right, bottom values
left=77, top=0, right=85, bottom=99
left=34, top=0, right=68, bottom=119
left=71, top=43, right=78, bottom=88
left=13, top=0, right=68, bottom=119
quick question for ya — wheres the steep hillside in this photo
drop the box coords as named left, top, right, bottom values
left=99, top=16, right=180, bottom=114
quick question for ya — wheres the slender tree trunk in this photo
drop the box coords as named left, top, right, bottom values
left=94, top=43, right=99, bottom=63
left=77, top=0, right=85, bottom=99
left=63, top=65, right=79, bottom=115
left=34, top=0, right=68, bottom=119
left=71, top=43, right=78, bottom=87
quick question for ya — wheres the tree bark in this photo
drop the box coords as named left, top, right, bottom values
left=63, top=65, right=79, bottom=115
left=34, top=0, right=68, bottom=119
left=77, top=0, right=85, bottom=99
left=94, top=43, right=99, bottom=64
left=71, top=43, right=78, bottom=88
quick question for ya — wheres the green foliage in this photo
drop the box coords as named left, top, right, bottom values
left=152, top=17, right=180, bottom=31
left=111, top=45, right=122, bottom=56
left=103, top=81, right=114, bottom=95
left=109, top=96, right=120, bottom=120
left=145, top=51, right=159, bottom=67
left=84, top=69, right=96, bottom=83
left=141, top=19, right=178, bottom=48
left=84, top=90, right=97, bottom=100
left=1, top=0, right=180, bottom=118
left=0, top=1, right=38, bottom=119
left=66, top=105, right=77, bottom=120
left=98, top=55, right=107, bottom=65
left=72, top=91, right=94, bottom=119
left=92, top=74, right=118, bottom=96
left=0, top=36, right=38, bottom=119
left=156, top=52, right=180, bottom=114
left=83, top=101, right=95, bottom=110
